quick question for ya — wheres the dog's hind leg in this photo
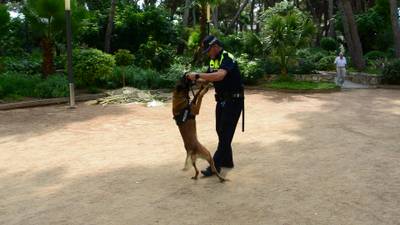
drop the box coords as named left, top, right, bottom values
left=190, top=154, right=199, bottom=180
left=182, top=152, right=192, bottom=171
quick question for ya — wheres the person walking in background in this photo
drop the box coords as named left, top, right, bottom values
left=334, top=53, right=347, bottom=87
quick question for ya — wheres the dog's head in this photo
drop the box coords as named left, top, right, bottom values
left=174, top=73, right=194, bottom=94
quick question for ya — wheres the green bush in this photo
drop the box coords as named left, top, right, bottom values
left=136, top=37, right=174, bottom=71
left=219, top=34, right=243, bottom=55
left=291, top=59, right=316, bottom=74
left=316, top=56, right=336, bottom=71
left=320, top=37, right=338, bottom=52
left=115, top=49, right=134, bottom=67
left=72, top=48, right=115, bottom=87
left=111, top=66, right=169, bottom=89
left=382, top=59, right=400, bottom=84
left=364, top=50, right=387, bottom=60
left=237, top=54, right=265, bottom=85
left=263, top=57, right=281, bottom=74
left=34, top=74, right=69, bottom=98
left=2, top=55, right=42, bottom=75
left=0, top=72, right=41, bottom=98
left=187, top=29, right=201, bottom=51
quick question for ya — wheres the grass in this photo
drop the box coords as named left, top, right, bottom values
left=265, top=80, right=338, bottom=90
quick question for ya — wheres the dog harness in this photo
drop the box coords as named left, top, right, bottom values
left=173, top=84, right=197, bottom=126
left=173, top=105, right=195, bottom=126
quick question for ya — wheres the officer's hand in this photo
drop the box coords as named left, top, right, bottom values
left=186, top=72, right=197, bottom=81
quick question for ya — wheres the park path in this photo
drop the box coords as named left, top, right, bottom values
left=0, top=88, right=399, bottom=225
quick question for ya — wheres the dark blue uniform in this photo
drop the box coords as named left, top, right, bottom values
left=208, top=49, right=244, bottom=169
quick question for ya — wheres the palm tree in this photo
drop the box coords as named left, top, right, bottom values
left=261, top=1, right=315, bottom=77
left=25, top=0, right=84, bottom=76
left=389, top=0, right=400, bottom=57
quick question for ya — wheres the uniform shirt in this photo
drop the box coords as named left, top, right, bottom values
left=334, top=57, right=347, bottom=68
left=207, top=49, right=243, bottom=94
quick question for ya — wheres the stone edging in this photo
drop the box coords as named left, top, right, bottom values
left=246, top=85, right=341, bottom=93
left=0, top=93, right=108, bottom=110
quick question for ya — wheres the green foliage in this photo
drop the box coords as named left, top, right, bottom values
left=112, top=66, right=162, bottom=89
left=113, top=6, right=178, bottom=53
left=187, top=29, right=201, bottom=51
left=0, top=72, right=41, bottom=99
left=260, top=1, right=316, bottom=76
left=220, top=32, right=263, bottom=59
left=320, top=37, right=338, bottom=52
left=2, top=54, right=42, bottom=75
left=34, top=74, right=69, bottom=98
left=0, top=4, right=10, bottom=35
left=136, top=36, right=174, bottom=71
left=334, top=0, right=392, bottom=53
left=72, top=48, right=115, bottom=87
left=219, top=34, right=242, bottom=54
left=237, top=54, right=265, bottom=85
left=382, top=59, right=400, bottom=85
left=290, top=59, right=316, bottom=74
left=262, top=57, right=281, bottom=74
left=25, top=0, right=85, bottom=40
left=364, top=51, right=387, bottom=60
left=316, top=56, right=336, bottom=71
left=115, top=49, right=134, bottom=67
left=76, top=10, right=106, bottom=49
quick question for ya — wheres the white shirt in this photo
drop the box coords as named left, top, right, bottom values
left=334, top=57, right=347, bottom=68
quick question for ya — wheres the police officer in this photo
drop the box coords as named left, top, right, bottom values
left=187, top=35, right=244, bottom=177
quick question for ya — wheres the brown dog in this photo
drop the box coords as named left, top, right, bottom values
left=172, top=76, right=226, bottom=182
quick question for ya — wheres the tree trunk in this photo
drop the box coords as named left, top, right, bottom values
left=192, top=7, right=196, bottom=26
left=250, top=0, right=255, bottom=32
left=192, top=3, right=207, bottom=64
left=340, top=0, right=365, bottom=70
left=229, top=0, right=250, bottom=30
left=389, top=0, right=400, bottom=57
left=183, top=0, right=191, bottom=27
left=176, top=0, right=191, bottom=54
left=104, top=0, right=117, bottom=53
left=41, top=37, right=54, bottom=77
left=212, top=6, right=219, bottom=29
left=328, top=0, right=336, bottom=37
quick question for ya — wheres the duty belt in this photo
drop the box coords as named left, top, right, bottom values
left=214, top=91, right=245, bottom=132
left=214, top=92, right=244, bottom=102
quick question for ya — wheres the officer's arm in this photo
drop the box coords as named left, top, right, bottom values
left=189, top=69, right=227, bottom=82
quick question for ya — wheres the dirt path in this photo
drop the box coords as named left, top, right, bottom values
left=1, top=89, right=399, bottom=225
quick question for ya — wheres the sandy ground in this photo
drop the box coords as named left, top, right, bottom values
left=0, top=88, right=399, bottom=225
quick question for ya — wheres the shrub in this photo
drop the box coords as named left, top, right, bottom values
left=115, top=49, right=134, bottom=67
left=320, top=37, right=338, bottom=52
left=219, top=34, right=243, bottom=54
left=364, top=50, right=387, bottom=60
left=382, top=59, right=400, bottom=84
left=136, top=37, right=174, bottom=71
left=2, top=55, right=42, bottom=75
left=34, top=74, right=69, bottom=98
left=262, top=57, right=281, bottom=75
left=0, top=72, right=41, bottom=98
left=72, top=48, right=115, bottom=87
left=237, top=54, right=265, bottom=85
left=291, top=59, right=316, bottom=74
left=316, top=56, right=336, bottom=71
